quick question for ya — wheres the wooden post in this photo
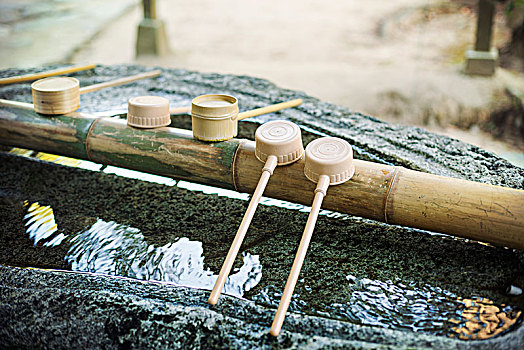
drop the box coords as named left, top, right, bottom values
left=136, top=0, right=169, bottom=56
left=475, top=0, right=495, bottom=51
left=465, top=0, right=498, bottom=76
left=142, top=0, right=156, bottom=19
left=0, top=108, right=523, bottom=250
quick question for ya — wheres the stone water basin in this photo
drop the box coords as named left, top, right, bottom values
left=1, top=65, right=523, bottom=348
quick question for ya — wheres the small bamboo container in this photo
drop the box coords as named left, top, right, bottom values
left=191, top=94, right=303, bottom=142
left=31, top=77, right=80, bottom=115
left=127, top=96, right=171, bottom=128
left=191, top=94, right=239, bottom=141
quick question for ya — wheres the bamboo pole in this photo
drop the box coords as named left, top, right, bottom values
left=0, top=108, right=523, bottom=250
left=0, top=64, right=97, bottom=85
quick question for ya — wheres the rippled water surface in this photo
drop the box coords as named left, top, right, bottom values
left=24, top=201, right=262, bottom=298
left=21, top=198, right=522, bottom=340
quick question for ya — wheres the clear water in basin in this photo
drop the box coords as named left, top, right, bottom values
left=4, top=148, right=523, bottom=341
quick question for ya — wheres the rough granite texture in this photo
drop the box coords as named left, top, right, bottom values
left=0, top=65, right=523, bottom=349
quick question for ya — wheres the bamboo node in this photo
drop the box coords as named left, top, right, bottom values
left=384, top=166, right=401, bottom=224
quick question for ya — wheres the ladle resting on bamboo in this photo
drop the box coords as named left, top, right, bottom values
left=208, top=120, right=305, bottom=305
left=270, top=137, right=355, bottom=336
left=191, top=94, right=302, bottom=141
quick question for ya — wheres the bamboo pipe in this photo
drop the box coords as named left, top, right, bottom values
left=0, top=108, right=522, bottom=250
left=234, top=98, right=303, bottom=121
left=270, top=137, right=355, bottom=336
left=209, top=121, right=305, bottom=305
left=0, top=64, right=97, bottom=85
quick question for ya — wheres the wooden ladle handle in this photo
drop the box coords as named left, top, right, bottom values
left=234, top=98, right=302, bottom=121
left=0, top=98, right=34, bottom=111
left=270, top=175, right=330, bottom=336
left=79, top=70, right=162, bottom=94
left=169, top=106, right=191, bottom=115
left=0, top=64, right=97, bottom=85
left=208, top=155, right=278, bottom=305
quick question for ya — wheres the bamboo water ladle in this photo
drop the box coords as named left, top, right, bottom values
left=0, top=70, right=162, bottom=115
left=127, top=95, right=172, bottom=128
left=30, top=70, right=162, bottom=115
left=191, top=94, right=303, bottom=141
left=0, top=64, right=97, bottom=85
left=270, top=137, right=355, bottom=336
left=208, top=120, right=304, bottom=305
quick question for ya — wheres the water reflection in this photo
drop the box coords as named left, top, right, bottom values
left=24, top=201, right=66, bottom=247
left=16, top=179, right=523, bottom=340
left=23, top=201, right=262, bottom=298
left=324, top=275, right=521, bottom=339
left=252, top=275, right=522, bottom=340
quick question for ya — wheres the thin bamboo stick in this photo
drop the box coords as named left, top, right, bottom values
left=235, top=99, right=302, bottom=121
left=0, top=64, right=97, bottom=85
left=0, top=99, right=34, bottom=111
left=78, top=70, right=162, bottom=94
left=209, top=155, right=278, bottom=305
left=270, top=175, right=330, bottom=336
left=0, top=108, right=522, bottom=250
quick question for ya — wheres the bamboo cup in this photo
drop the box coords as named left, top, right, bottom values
left=0, top=64, right=97, bottom=85
left=270, top=137, right=355, bottom=337
left=208, top=120, right=304, bottom=305
left=127, top=96, right=171, bottom=128
left=191, top=94, right=302, bottom=141
left=30, top=70, right=161, bottom=115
